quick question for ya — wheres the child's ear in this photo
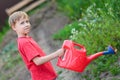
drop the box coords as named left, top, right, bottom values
left=11, top=25, right=16, bottom=31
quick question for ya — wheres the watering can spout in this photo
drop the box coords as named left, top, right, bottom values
left=103, top=46, right=116, bottom=55
left=87, top=46, right=116, bottom=63
left=87, top=52, right=103, bottom=63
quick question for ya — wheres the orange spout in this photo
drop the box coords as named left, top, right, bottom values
left=87, top=52, right=103, bottom=64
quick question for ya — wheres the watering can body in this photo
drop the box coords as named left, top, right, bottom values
left=57, top=40, right=116, bottom=73
left=57, top=40, right=90, bottom=72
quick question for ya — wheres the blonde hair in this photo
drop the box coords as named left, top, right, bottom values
left=8, top=11, right=29, bottom=26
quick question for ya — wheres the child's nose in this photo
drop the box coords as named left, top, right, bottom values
left=25, top=22, right=30, bottom=26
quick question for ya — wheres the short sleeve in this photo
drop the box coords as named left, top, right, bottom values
left=22, top=42, right=40, bottom=62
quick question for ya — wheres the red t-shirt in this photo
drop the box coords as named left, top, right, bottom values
left=17, top=37, right=57, bottom=80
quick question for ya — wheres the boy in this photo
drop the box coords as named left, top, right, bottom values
left=8, top=11, right=65, bottom=80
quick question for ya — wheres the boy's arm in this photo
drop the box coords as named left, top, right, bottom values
left=33, top=48, right=64, bottom=65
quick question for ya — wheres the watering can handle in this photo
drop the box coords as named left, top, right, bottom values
left=72, top=42, right=85, bottom=50
left=62, top=40, right=85, bottom=50
left=62, top=40, right=72, bottom=49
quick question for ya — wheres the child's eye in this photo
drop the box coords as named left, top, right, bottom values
left=26, top=20, right=29, bottom=23
left=21, top=21, right=24, bottom=24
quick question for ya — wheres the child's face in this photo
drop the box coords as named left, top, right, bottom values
left=13, top=17, right=31, bottom=37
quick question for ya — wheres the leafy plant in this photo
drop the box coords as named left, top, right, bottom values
left=53, top=1, right=120, bottom=79
left=52, top=21, right=81, bottom=40
left=0, top=41, right=22, bottom=80
left=56, top=0, right=91, bottom=20
left=0, top=21, right=10, bottom=43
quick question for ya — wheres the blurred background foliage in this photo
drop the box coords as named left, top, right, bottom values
left=53, top=0, right=120, bottom=79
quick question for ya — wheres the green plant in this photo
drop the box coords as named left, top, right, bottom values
left=0, top=21, right=10, bottom=43
left=53, top=1, right=120, bottom=79
left=56, top=0, right=91, bottom=20
left=52, top=21, right=81, bottom=40
left=0, top=41, right=22, bottom=80
left=69, top=4, right=120, bottom=79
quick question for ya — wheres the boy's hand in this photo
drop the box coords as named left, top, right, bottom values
left=56, top=48, right=65, bottom=57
